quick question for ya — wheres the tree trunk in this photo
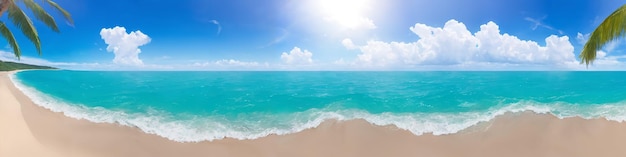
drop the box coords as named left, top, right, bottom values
left=0, top=0, right=11, bottom=17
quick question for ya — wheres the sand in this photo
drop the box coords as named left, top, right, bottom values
left=2, top=71, right=626, bottom=157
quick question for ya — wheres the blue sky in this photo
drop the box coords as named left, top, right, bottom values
left=0, top=0, right=625, bottom=70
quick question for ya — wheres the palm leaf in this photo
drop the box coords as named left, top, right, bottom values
left=8, top=3, right=41, bottom=55
left=44, top=0, right=73, bottom=25
left=580, top=4, right=626, bottom=66
left=0, top=21, right=21, bottom=59
left=23, top=0, right=59, bottom=32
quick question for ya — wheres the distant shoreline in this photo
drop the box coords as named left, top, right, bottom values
left=0, top=60, right=56, bottom=72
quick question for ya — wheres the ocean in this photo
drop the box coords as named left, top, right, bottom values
left=10, top=70, right=626, bottom=142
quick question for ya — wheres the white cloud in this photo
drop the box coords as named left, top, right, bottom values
left=0, top=50, right=273, bottom=71
left=568, top=50, right=626, bottom=70
left=360, top=18, right=376, bottom=29
left=193, top=59, right=261, bottom=67
left=189, top=59, right=270, bottom=70
left=604, top=39, right=621, bottom=52
left=262, top=28, right=289, bottom=48
left=210, top=20, right=222, bottom=35
left=215, top=59, right=259, bottom=66
left=0, top=51, right=101, bottom=70
left=525, top=17, right=564, bottom=35
left=577, top=32, right=621, bottom=53
left=100, top=26, right=151, bottom=66
left=345, top=19, right=582, bottom=69
left=576, top=32, right=590, bottom=45
left=281, top=47, right=313, bottom=64
left=342, top=38, right=358, bottom=50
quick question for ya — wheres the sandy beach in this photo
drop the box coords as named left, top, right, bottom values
left=2, top=71, right=626, bottom=157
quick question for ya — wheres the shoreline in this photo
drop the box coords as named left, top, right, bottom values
left=3, top=71, right=626, bottom=156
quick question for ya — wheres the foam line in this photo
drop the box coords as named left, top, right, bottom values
left=9, top=72, right=626, bottom=142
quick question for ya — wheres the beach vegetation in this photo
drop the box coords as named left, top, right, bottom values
left=580, top=4, right=626, bottom=66
left=0, top=0, right=73, bottom=59
left=0, top=60, right=55, bottom=71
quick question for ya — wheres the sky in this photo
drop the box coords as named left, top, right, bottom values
left=0, top=0, right=625, bottom=70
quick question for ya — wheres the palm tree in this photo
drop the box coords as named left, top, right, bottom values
left=580, top=4, right=626, bottom=66
left=0, top=0, right=72, bottom=59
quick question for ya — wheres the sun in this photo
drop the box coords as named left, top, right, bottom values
left=315, top=0, right=373, bottom=29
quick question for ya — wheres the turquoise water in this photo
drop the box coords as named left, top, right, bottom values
left=11, top=70, right=626, bottom=142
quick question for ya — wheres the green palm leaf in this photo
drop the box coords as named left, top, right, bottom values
left=23, top=0, right=59, bottom=32
left=8, top=3, right=41, bottom=55
left=0, top=21, right=21, bottom=59
left=44, top=0, right=73, bottom=25
left=580, top=4, right=626, bottom=66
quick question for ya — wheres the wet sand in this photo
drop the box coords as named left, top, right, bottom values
left=2, top=71, right=626, bottom=157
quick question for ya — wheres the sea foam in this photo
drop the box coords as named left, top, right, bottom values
left=9, top=72, right=626, bottom=142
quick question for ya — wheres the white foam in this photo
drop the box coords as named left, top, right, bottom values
left=9, top=72, right=626, bottom=142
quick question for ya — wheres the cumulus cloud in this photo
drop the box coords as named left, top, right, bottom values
left=342, top=38, right=358, bottom=50
left=345, top=19, right=580, bottom=68
left=100, top=26, right=151, bottom=66
left=281, top=47, right=313, bottom=64
left=359, top=18, right=376, bottom=29
left=572, top=50, right=626, bottom=70
left=576, top=32, right=590, bottom=45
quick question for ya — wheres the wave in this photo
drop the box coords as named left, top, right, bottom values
left=9, top=73, right=626, bottom=142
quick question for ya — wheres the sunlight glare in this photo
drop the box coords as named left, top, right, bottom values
left=316, top=0, right=373, bottom=29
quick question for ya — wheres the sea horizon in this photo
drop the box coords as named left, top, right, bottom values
left=2, top=0, right=626, bottom=156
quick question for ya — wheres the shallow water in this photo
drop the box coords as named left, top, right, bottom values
left=11, top=70, right=626, bottom=142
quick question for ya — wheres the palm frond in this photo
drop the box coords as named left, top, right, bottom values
left=580, top=4, right=626, bottom=66
left=44, top=0, right=73, bottom=25
left=0, top=21, right=21, bottom=59
left=23, top=0, right=59, bottom=32
left=8, top=3, right=41, bottom=55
